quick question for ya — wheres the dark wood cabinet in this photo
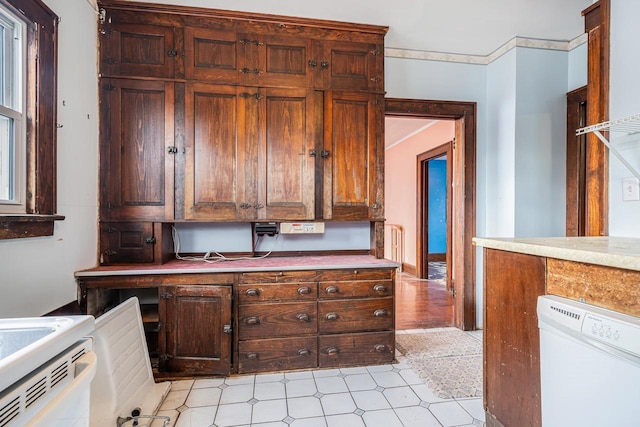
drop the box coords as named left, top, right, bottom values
left=99, top=78, right=175, bottom=222
left=160, top=284, right=232, bottom=375
left=99, top=221, right=173, bottom=264
left=78, top=273, right=234, bottom=377
left=323, top=90, right=383, bottom=220
left=318, top=40, right=384, bottom=92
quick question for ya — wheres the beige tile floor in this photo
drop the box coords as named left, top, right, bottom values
left=149, top=331, right=485, bottom=427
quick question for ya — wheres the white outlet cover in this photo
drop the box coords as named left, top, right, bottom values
left=622, top=177, right=640, bottom=201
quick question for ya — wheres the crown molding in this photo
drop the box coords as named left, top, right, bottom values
left=385, top=33, right=588, bottom=65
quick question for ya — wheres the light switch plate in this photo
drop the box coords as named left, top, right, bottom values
left=622, top=177, right=640, bottom=201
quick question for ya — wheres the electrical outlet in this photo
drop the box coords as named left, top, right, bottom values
left=280, top=222, right=325, bottom=234
left=622, top=177, right=640, bottom=201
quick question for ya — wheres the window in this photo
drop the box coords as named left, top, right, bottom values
left=0, top=0, right=63, bottom=240
left=0, top=6, right=25, bottom=211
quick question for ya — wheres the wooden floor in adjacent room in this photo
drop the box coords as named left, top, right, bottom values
left=395, top=263, right=455, bottom=330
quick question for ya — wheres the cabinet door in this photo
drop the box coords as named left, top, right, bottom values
left=160, top=285, right=232, bottom=376
left=100, top=79, right=174, bottom=221
left=184, top=27, right=239, bottom=84
left=184, top=83, right=258, bottom=220
left=318, top=40, right=384, bottom=92
left=100, top=22, right=178, bottom=79
left=99, top=222, right=155, bottom=264
left=253, top=33, right=313, bottom=88
left=323, top=91, right=382, bottom=220
left=259, top=87, right=316, bottom=220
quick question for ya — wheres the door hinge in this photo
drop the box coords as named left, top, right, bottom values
left=159, top=354, right=174, bottom=361
left=452, top=138, right=456, bottom=150
left=103, top=57, right=117, bottom=65
left=145, top=237, right=157, bottom=245
left=103, top=249, right=117, bottom=256
left=223, top=324, right=232, bottom=334
left=160, top=292, right=173, bottom=299
left=167, top=146, right=178, bottom=154
left=98, top=8, right=106, bottom=25
left=103, top=226, right=117, bottom=233
left=103, top=83, right=116, bottom=91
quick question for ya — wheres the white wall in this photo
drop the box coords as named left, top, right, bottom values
left=0, top=0, right=99, bottom=317
left=608, top=1, right=640, bottom=237
left=568, top=41, right=588, bottom=91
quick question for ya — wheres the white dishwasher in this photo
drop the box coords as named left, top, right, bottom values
left=537, top=295, right=640, bottom=427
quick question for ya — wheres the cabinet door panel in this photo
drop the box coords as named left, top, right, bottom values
left=100, top=79, right=174, bottom=221
left=238, top=302, right=317, bottom=339
left=185, top=27, right=239, bottom=83
left=184, top=83, right=257, bottom=220
left=318, top=298, right=393, bottom=334
left=260, top=88, right=316, bottom=219
left=101, top=23, right=177, bottom=79
left=257, top=34, right=313, bottom=88
left=323, top=91, right=381, bottom=220
left=162, top=285, right=232, bottom=375
left=100, top=222, right=155, bottom=264
left=320, top=41, right=383, bottom=92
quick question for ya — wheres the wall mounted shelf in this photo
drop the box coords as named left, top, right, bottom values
left=576, top=113, right=640, bottom=181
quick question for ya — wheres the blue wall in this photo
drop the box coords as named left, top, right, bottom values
left=428, top=159, right=447, bottom=254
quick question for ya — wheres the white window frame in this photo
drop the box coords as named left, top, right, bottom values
left=0, top=4, right=26, bottom=213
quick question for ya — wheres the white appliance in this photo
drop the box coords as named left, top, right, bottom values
left=0, top=315, right=96, bottom=426
left=537, top=295, right=640, bottom=427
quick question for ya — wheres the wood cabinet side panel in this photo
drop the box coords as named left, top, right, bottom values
left=483, top=249, right=545, bottom=427
left=547, top=258, right=640, bottom=317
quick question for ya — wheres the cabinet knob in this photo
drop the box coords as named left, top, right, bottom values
left=308, top=59, right=318, bottom=68
left=373, top=284, right=387, bottom=292
left=374, top=344, right=388, bottom=353
left=247, top=352, right=259, bottom=360
left=320, top=150, right=330, bottom=158
left=320, top=60, right=329, bottom=69
left=325, top=312, right=339, bottom=321
left=373, top=309, right=388, bottom=318
left=325, top=286, right=339, bottom=294
left=296, top=313, right=311, bottom=322
left=297, top=286, right=312, bottom=295
left=245, top=316, right=260, bottom=325
left=325, top=347, right=339, bottom=355
left=245, top=288, right=260, bottom=297
left=297, top=348, right=311, bottom=356
left=240, top=203, right=252, bottom=209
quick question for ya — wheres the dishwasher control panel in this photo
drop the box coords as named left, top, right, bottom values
left=581, top=313, right=640, bottom=356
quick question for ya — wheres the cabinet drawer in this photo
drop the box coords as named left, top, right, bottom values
left=318, top=298, right=393, bottom=334
left=238, top=302, right=317, bottom=339
left=238, top=337, right=317, bottom=373
left=239, top=282, right=317, bottom=303
left=319, top=280, right=393, bottom=299
left=316, top=269, right=393, bottom=282
left=238, top=270, right=319, bottom=284
left=318, top=331, right=394, bottom=368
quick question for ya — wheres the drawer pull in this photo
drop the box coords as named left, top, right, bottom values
left=325, top=347, right=340, bottom=355
left=245, top=288, right=260, bottom=297
left=297, top=286, right=312, bottom=295
left=245, top=316, right=260, bottom=325
left=325, top=286, right=339, bottom=294
left=374, top=344, right=388, bottom=353
left=247, top=352, right=259, bottom=360
left=296, top=313, right=311, bottom=322
left=297, top=348, right=311, bottom=356
left=325, top=312, right=339, bottom=321
left=373, top=284, right=387, bottom=292
left=373, top=309, right=388, bottom=318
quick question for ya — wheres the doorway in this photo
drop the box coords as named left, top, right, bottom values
left=385, top=98, right=476, bottom=331
left=417, top=142, right=452, bottom=294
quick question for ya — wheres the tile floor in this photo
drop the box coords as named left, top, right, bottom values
left=149, top=330, right=485, bottom=427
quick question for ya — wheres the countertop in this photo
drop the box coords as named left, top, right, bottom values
left=75, top=255, right=399, bottom=277
left=473, top=236, right=640, bottom=272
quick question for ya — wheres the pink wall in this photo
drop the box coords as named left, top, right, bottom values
left=384, top=120, right=455, bottom=269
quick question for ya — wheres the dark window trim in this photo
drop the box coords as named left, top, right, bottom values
left=0, top=0, right=63, bottom=240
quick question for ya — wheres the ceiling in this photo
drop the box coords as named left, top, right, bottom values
left=136, top=0, right=593, bottom=56
left=385, top=117, right=437, bottom=149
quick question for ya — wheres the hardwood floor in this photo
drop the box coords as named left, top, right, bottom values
left=395, top=266, right=454, bottom=330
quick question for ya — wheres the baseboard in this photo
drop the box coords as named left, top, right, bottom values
left=428, top=253, right=446, bottom=262
left=402, top=263, right=417, bottom=276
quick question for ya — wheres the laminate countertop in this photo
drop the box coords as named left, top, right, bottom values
left=473, top=236, right=640, bottom=272
left=75, top=255, right=399, bottom=277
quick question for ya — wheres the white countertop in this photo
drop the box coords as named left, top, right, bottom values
left=473, top=236, right=640, bottom=272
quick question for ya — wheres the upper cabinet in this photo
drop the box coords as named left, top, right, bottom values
left=97, top=1, right=387, bottom=226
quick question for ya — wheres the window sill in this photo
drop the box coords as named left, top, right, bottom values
left=0, top=214, right=65, bottom=240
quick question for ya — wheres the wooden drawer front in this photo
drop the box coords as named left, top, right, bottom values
left=318, top=331, right=394, bottom=368
left=238, top=270, right=319, bottom=284
left=319, top=280, right=393, bottom=300
left=239, top=282, right=317, bottom=304
left=238, top=302, right=317, bottom=339
left=318, top=298, right=393, bottom=334
left=238, top=337, right=317, bottom=373
left=316, top=269, right=393, bottom=282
